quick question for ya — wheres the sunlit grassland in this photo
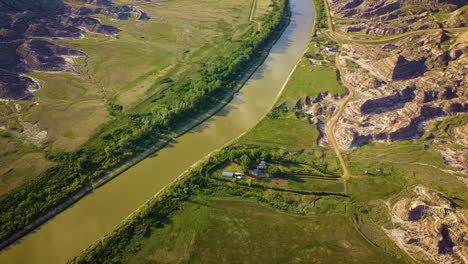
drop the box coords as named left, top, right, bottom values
left=239, top=114, right=320, bottom=149
left=0, top=152, right=54, bottom=195
left=287, top=177, right=344, bottom=193
left=276, top=52, right=345, bottom=108
left=345, top=135, right=468, bottom=207
left=254, top=0, right=274, bottom=20
left=126, top=196, right=406, bottom=264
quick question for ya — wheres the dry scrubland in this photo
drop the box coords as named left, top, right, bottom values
left=0, top=0, right=255, bottom=194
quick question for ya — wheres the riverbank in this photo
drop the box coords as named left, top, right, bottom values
left=0, top=0, right=291, bottom=253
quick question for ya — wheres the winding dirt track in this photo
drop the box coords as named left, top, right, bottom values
left=322, top=0, right=352, bottom=192
left=325, top=53, right=352, bottom=182
left=322, top=0, right=467, bottom=44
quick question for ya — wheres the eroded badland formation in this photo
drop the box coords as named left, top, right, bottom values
left=0, top=0, right=151, bottom=100
left=284, top=1, right=467, bottom=262
left=329, top=1, right=468, bottom=262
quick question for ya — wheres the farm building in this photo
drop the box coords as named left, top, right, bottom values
left=251, top=161, right=267, bottom=177
left=252, top=169, right=259, bottom=177
left=258, top=161, right=267, bottom=170
left=222, top=172, right=243, bottom=179
left=222, top=172, right=234, bottom=178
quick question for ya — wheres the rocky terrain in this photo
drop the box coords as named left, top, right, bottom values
left=319, top=2, right=468, bottom=261
left=385, top=185, right=468, bottom=263
left=0, top=0, right=151, bottom=100
left=327, top=0, right=467, bottom=36
left=333, top=30, right=467, bottom=154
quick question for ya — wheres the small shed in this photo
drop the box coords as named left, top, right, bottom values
left=258, top=161, right=267, bottom=170
left=222, top=172, right=234, bottom=178
left=252, top=169, right=259, bottom=177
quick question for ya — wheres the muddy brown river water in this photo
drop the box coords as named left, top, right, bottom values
left=0, top=0, right=314, bottom=262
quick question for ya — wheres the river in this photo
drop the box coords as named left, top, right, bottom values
left=0, top=0, right=314, bottom=262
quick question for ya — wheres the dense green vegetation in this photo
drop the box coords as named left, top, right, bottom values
left=0, top=0, right=290, bottom=245
left=311, top=0, right=328, bottom=36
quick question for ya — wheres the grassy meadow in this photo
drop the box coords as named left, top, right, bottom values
left=345, top=135, right=468, bottom=207
left=276, top=57, right=345, bottom=108
left=126, top=196, right=407, bottom=264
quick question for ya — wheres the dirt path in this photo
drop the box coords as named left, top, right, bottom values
left=322, top=0, right=353, bottom=192
left=325, top=53, right=353, bottom=192
left=326, top=27, right=468, bottom=44
left=249, top=0, right=258, bottom=22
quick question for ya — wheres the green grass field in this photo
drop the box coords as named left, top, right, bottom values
left=254, top=0, right=274, bottom=20
left=239, top=115, right=320, bottom=149
left=126, top=196, right=408, bottom=264
left=287, top=177, right=344, bottom=193
left=345, top=139, right=468, bottom=207
left=276, top=55, right=345, bottom=108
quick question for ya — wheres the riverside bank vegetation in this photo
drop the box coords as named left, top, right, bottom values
left=0, top=0, right=289, bottom=245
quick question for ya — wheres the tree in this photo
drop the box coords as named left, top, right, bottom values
left=265, top=166, right=281, bottom=177
left=240, top=154, right=252, bottom=173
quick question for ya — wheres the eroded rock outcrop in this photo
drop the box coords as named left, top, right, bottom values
left=327, top=0, right=467, bottom=37
left=392, top=56, right=427, bottom=80
left=360, top=86, right=415, bottom=114
left=334, top=30, right=468, bottom=149
left=385, top=186, right=468, bottom=263
left=17, top=39, right=87, bottom=72
left=0, top=70, right=39, bottom=100
left=389, top=106, right=445, bottom=141
left=0, top=0, right=150, bottom=100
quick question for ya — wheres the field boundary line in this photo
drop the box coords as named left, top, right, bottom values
left=249, top=0, right=258, bottom=21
